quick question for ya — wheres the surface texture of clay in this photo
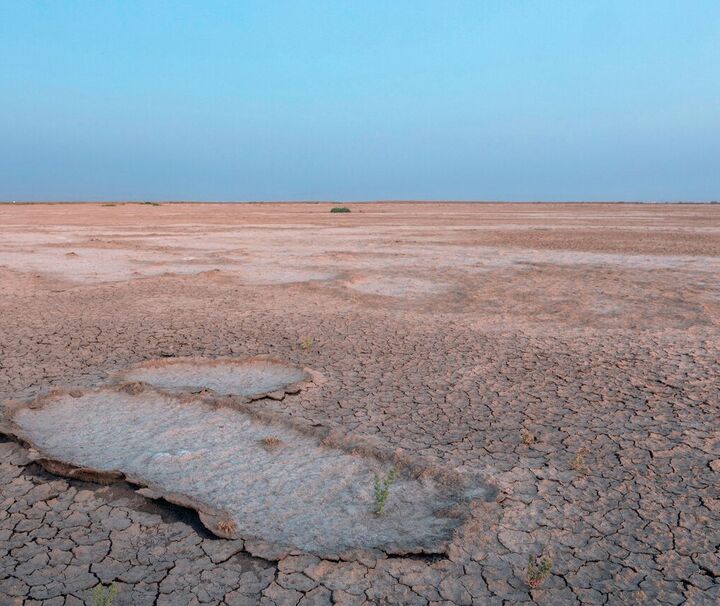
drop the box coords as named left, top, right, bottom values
left=9, top=387, right=483, bottom=555
left=1, top=202, right=718, bottom=605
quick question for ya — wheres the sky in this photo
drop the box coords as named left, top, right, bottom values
left=1, top=1, right=719, bottom=202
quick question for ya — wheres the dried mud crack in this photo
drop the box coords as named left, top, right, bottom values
left=3, top=380, right=493, bottom=558
left=1, top=202, right=719, bottom=605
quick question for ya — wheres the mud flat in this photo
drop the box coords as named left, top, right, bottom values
left=1, top=202, right=719, bottom=605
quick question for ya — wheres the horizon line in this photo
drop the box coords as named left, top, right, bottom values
left=1, top=199, right=719, bottom=205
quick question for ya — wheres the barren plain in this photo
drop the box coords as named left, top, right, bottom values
left=0, top=202, right=718, bottom=605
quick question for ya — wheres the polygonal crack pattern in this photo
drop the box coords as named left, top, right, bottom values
left=7, top=385, right=489, bottom=556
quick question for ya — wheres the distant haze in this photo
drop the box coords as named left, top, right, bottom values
left=1, top=1, right=719, bottom=202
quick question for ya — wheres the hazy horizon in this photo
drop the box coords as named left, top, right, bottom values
left=2, top=2, right=719, bottom=202
left=2, top=199, right=717, bottom=205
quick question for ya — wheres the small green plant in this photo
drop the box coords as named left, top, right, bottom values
left=526, top=554, right=552, bottom=588
left=141, top=201, right=161, bottom=206
left=330, top=206, right=351, bottom=213
left=93, top=583, right=118, bottom=606
left=373, top=467, right=398, bottom=515
left=300, top=336, right=314, bottom=351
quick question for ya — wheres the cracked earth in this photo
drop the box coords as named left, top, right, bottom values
left=1, top=202, right=718, bottom=605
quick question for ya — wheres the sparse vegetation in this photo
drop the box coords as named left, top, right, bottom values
left=572, top=447, right=590, bottom=473
left=330, top=206, right=351, bottom=213
left=93, top=583, right=118, bottom=606
left=141, top=201, right=161, bottom=206
left=260, top=436, right=283, bottom=450
left=300, top=335, right=314, bottom=351
left=217, top=519, right=237, bottom=535
left=526, top=554, right=552, bottom=588
left=521, top=428, right=536, bottom=445
left=101, top=203, right=116, bottom=207
left=373, top=467, right=398, bottom=515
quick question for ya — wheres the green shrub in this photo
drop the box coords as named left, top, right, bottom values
left=330, top=207, right=351, bottom=213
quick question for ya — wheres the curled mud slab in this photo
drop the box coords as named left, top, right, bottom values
left=111, top=356, right=318, bottom=399
left=5, top=387, right=489, bottom=556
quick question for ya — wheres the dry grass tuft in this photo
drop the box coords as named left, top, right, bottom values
left=521, top=428, right=536, bottom=445
left=571, top=448, right=590, bottom=473
left=260, top=436, right=283, bottom=450
left=119, top=382, right=145, bottom=395
left=217, top=519, right=237, bottom=535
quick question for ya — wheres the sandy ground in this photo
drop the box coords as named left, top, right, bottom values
left=0, top=202, right=719, bottom=605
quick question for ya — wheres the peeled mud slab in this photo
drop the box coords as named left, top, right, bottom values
left=5, top=387, right=489, bottom=556
left=111, top=356, right=317, bottom=399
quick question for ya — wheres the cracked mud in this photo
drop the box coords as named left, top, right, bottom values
left=1, top=202, right=719, bottom=605
left=7, top=385, right=486, bottom=556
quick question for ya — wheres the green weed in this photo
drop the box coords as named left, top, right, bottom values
left=526, top=554, right=552, bottom=588
left=373, top=467, right=398, bottom=515
left=93, top=583, right=118, bottom=606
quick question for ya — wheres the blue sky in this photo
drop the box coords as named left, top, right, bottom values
left=1, top=1, right=719, bottom=201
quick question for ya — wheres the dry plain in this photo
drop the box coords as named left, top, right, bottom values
left=0, top=202, right=719, bottom=605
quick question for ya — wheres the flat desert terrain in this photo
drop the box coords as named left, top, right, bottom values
left=1, top=202, right=719, bottom=606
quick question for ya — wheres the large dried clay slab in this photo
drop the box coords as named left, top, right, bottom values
left=111, top=356, right=318, bottom=399
left=6, top=387, right=488, bottom=556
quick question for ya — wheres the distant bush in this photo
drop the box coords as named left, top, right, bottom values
left=142, top=201, right=161, bottom=206
left=330, top=207, right=351, bottom=213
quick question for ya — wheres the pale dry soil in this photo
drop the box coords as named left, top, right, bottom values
left=1, top=202, right=719, bottom=605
